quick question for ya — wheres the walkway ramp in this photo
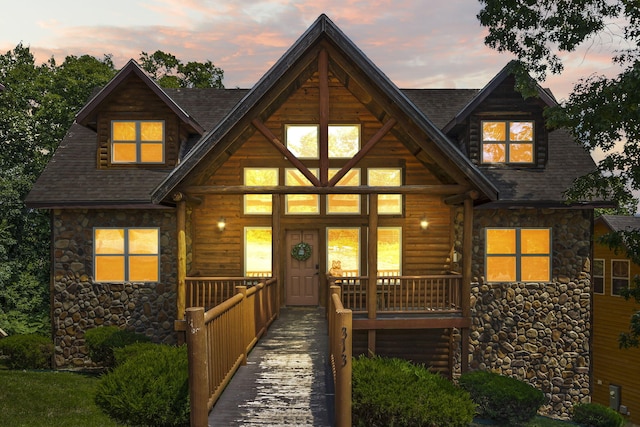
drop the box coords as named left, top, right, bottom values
left=208, top=307, right=332, bottom=426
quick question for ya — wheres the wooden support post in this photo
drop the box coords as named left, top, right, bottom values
left=185, top=307, right=208, bottom=427
left=177, top=201, right=187, bottom=321
left=461, top=197, right=473, bottom=373
left=272, top=194, right=282, bottom=313
left=319, top=48, right=329, bottom=185
left=367, top=194, right=378, bottom=355
left=335, top=309, right=352, bottom=427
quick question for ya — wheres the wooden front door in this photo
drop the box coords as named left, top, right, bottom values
left=285, top=230, right=319, bottom=305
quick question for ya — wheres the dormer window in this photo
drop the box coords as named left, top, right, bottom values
left=111, top=120, right=164, bottom=164
left=481, top=121, right=533, bottom=164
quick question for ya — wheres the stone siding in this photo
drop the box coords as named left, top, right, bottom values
left=51, top=209, right=178, bottom=368
left=457, top=208, right=592, bottom=418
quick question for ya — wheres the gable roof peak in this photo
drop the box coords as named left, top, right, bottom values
left=75, top=59, right=204, bottom=134
left=443, top=60, right=558, bottom=133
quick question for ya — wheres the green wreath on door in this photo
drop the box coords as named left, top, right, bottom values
left=291, top=242, right=312, bottom=261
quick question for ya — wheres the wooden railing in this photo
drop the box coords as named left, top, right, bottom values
left=178, top=278, right=278, bottom=426
left=328, top=286, right=352, bottom=427
left=185, top=276, right=269, bottom=311
left=330, top=274, right=463, bottom=314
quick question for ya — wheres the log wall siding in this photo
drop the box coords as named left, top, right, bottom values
left=591, top=221, right=640, bottom=424
left=189, top=71, right=454, bottom=277
left=95, top=77, right=183, bottom=169
left=466, top=76, right=548, bottom=168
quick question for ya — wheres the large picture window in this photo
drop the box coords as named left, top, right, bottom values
left=94, top=228, right=159, bottom=282
left=285, top=124, right=360, bottom=159
left=612, top=259, right=629, bottom=296
left=368, top=168, right=402, bottom=214
left=285, top=168, right=319, bottom=214
left=244, top=227, right=272, bottom=277
left=111, top=120, right=164, bottom=164
left=485, top=228, right=551, bottom=283
left=593, top=259, right=605, bottom=294
left=378, top=227, right=401, bottom=276
left=328, top=168, right=360, bottom=214
left=327, top=228, right=360, bottom=276
left=482, top=121, right=534, bottom=164
left=244, top=168, right=278, bottom=214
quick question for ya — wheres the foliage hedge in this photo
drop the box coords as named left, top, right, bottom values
left=95, top=344, right=189, bottom=427
left=352, top=356, right=475, bottom=427
left=572, top=403, right=625, bottom=427
left=459, top=370, right=546, bottom=425
left=0, top=333, right=53, bottom=369
left=84, top=325, right=150, bottom=368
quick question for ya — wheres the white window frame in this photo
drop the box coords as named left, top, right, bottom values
left=611, top=259, right=630, bottom=296
left=592, top=258, right=605, bottom=295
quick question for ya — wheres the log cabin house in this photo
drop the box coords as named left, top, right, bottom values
left=592, top=215, right=640, bottom=424
left=26, top=14, right=603, bottom=417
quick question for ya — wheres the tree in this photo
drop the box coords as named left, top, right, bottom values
left=477, top=0, right=640, bottom=347
left=139, top=50, right=224, bottom=88
left=0, top=45, right=224, bottom=334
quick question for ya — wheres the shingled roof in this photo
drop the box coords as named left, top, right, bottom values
left=25, top=14, right=600, bottom=210
left=597, top=215, right=640, bottom=233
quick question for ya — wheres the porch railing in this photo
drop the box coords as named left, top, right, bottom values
left=185, top=276, right=269, bottom=311
left=330, top=274, right=463, bottom=314
left=178, top=278, right=279, bottom=426
left=328, top=285, right=352, bottom=427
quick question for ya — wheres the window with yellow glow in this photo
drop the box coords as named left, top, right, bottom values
left=285, top=168, right=319, bottom=214
left=328, top=125, right=360, bottom=158
left=285, top=124, right=360, bottom=159
left=112, top=121, right=164, bottom=164
left=94, top=228, right=159, bottom=282
left=612, top=259, right=629, bottom=296
left=328, top=168, right=360, bottom=214
left=327, top=228, right=360, bottom=276
left=368, top=168, right=402, bottom=214
left=378, top=227, right=401, bottom=275
left=482, top=121, right=533, bottom=164
left=244, top=168, right=278, bottom=214
left=286, top=125, right=318, bottom=159
left=245, top=227, right=272, bottom=277
left=485, top=228, right=551, bottom=283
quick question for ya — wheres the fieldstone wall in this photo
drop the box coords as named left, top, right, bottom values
left=454, top=208, right=593, bottom=419
left=51, top=209, right=178, bottom=368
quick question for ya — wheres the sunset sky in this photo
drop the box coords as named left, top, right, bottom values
left=0, top=0, right=624, bottom=101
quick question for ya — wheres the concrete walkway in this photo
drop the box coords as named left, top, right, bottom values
left=208, top=306, right=332, bottom=427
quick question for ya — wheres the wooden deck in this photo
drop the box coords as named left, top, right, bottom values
left=207, top=307, right=332, bottom=426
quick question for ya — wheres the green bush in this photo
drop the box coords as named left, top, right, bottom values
left=459, top=370, right=546, bottom=425
left=95, top=344, right=189, bottom=427
left=352, top=356, right=475, bottom=427
left=113, top=342, right=159, bottom=366
left=85, top=326, right=150, bottom=368
left=0, top=333, right=53, bottom=369
left=572, top=403, right=625, bottom=427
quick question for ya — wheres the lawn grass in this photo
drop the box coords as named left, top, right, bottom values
left=471, top=415, right=578, bottom=426
left=0, top=369, right=120, bottom=427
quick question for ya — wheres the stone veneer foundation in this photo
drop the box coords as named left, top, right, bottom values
left=452, top=208, right=593, bottom=418
left=51, top=209, right=178, bottom=368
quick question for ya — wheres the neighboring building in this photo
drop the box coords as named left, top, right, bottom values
left=26, top=15, right=604, bottom=417
left=592, top=215, right=640, bottom=424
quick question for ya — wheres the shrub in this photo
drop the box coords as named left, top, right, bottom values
left=0, top=333, right=53, bottom=369
left=459, top=370, right=546, bottom=425
left=95, top=344, right=189, bottom=427
left=352, top=356, right=475, bottom=427
left=113, top=342, right=159, bottom=366
left=572, top=403, right=625, bottom=427
left=85, top=326, right=150, bottom=368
